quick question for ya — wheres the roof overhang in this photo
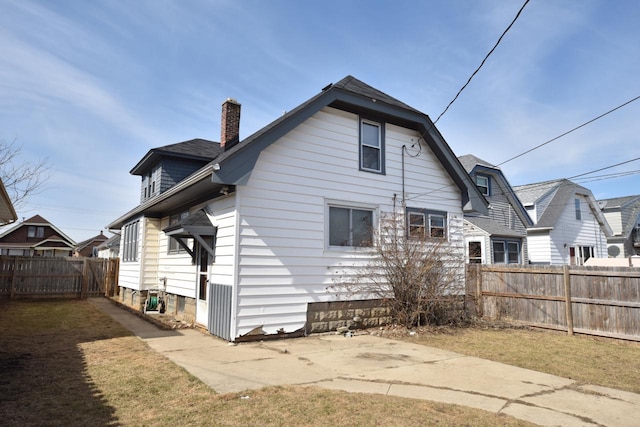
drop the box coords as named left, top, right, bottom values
left=163, top=210, right=218, bottom=261
left=107, top=166, right=232, bottom=230
left=209, top=84, right=488, bottom=215
left=0, top=179, right=17, bottom=226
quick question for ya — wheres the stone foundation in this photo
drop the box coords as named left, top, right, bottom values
left=306, top=299, right=391, bottom=334
left=116, top=286, right=196, bottom=324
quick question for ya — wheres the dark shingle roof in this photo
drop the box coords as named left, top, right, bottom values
left=131, top=138, right=222, bottom=175
left=465, top=216, right=524, bottom=238
left=458, top=154, right=497, bottom=173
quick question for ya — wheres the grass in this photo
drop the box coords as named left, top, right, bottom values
left=388, top=322, right=640, bottom=394
left=0, top=299, right=533, bottom=427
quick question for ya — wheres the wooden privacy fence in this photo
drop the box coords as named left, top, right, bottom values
left=467, top=264, right=640, bottom=342
left=0, top=256, right=119, bottom=299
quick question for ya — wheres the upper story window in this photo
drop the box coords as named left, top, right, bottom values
left=360, top=119, right=384, bottom=174
left=329, top=205, right=374, bottom=248
left=475, top=174, right=490, bottom=196
left=123, top=220, right=140, bottom=262
left=575, top=198, right=582, bottom=220
left=27, top=226, right=44, bottom=239
left=406, top=208, right=447, bottom=239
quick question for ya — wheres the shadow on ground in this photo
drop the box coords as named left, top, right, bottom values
left=0, top=299, right=131, bottom=426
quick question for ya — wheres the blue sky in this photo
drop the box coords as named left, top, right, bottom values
left=1, top=0, right=639, bottom=241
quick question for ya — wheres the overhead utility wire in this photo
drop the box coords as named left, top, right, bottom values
left=497, top=94, right=640, bottom=167
left=433, top=0, right=530, bottom=125
left=568, top=156, right=640, bottom=180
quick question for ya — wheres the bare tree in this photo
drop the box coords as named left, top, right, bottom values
left=330, top=212, right=465, bottom=328
left=0, top=139, right=50, bottom=209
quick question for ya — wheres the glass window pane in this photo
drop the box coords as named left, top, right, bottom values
left=429, top=215, right=445, bottom=238
left=493, top=241, right=505, bottom=263
left=329, top=207, right=350, bottom=246
left=362, top=122, right=380, bottom=148
left=507, top=242, right=519, bottom=263
left=352, top=209, right=373, bottom=247
left=362, top=146, right=380, bottom=171
left=408, top=212, right=425, bottom=237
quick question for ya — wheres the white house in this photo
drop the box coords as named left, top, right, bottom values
left=513, top=179, right=612, bottom=265
left=107, top=76, right=487, bottom=341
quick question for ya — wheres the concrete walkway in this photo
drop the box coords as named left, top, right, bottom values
left=90, top=298, right=640, bottom=427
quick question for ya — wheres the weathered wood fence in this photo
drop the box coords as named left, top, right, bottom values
left=466, top=264, right=640, bottom=342
left=0, top=256, right=119, bottom=299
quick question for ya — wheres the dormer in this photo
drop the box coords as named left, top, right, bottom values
left=131, top=138, right=223, bottom=204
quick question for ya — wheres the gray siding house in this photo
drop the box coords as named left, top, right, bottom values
left=459, top=155, right=532, bottom=265
left=598, top=195, right=640, bottom=258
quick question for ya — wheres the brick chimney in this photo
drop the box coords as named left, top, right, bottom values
left=220, top=98, right=241, bottom=150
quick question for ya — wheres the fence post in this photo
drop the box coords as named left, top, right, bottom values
left=81, top=258, right=88, bottom=299
left=475, top=263, right=483, bottom=318
left=563, top=265, right=574, bottom=336
left=10, top=257, right=18, bottom=299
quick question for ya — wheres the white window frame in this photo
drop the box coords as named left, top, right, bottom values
left=359, top=119, right=384, bottom=173
left=475, top=174, right=490, bottom=196
left=406, top=208, right=448, bottom=240
left=123, top=220, right=140, bottom=262
left=575, top=198, right=582, bottom=221
left=326, top=201, right=377, bottom=250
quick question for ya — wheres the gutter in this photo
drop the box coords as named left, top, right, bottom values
left=527, top=226, right=554, bottom=232
left=107, top=164, right=215, bottom=230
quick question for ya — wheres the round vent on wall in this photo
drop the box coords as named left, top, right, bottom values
left=608, top=246, right=620, bottom=257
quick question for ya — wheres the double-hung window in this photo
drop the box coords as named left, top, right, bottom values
left=475, top=174, right=490, bottom=196
left=575, top=198, right=582, bottom=220
left=329, top=206, right=374, bottom=247
left=360, top=119, right=384, bottom=173
left=493, top=240, right=520, bottom=264
left=123, top=220, right=140, bottom=262
left=406, top=208, right=447, bottom=239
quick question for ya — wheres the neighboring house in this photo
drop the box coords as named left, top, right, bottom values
left=513, top=179, right=612, bottom=265
left=107, top=76, right=487, bottom=341
left=459, top=154, right=533, bottom=265
left=74, top=231, right=109, bottom=257
left=0, top=178, right=17, bottom=226
left=0, top=215, right=76, bottom=257
left=97, top=233, right=121, bottom=259
left=597, top=195, right=640, bottom=258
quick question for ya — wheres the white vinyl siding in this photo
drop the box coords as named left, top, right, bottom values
left=119, top=216, right=143, bottom=289
left=234, top=107, right=464, bottom=336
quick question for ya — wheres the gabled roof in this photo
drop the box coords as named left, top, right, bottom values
left=108, top=76, right=488, bottom=230
left=598, top=194, right=640, bottom=210
left=0, top=178, right=17, bottom=226
left=458, top=154, right=497, bottom=172
left=458, top=154, right=533, bottom=228
left=513, top=179, right=612, bottom=235
left=130, top=138, right=223, bottom=175
left=97, top=233, right=120, bottom=250
left=75, top=232, right=108, bottom=251
left=465, top=217, right=523, bottom=238
left=599, top=194, right=640, bottom=238
left=0, top=214, right=77, bottom=245
left=211, top=75, right=487, bottom=210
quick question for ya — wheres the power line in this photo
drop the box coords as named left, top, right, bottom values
left=433, top=0, right=531, bottom=124
left=497, top=94, right=640, bottom=166
left=568, top=156, right=640, bottom=179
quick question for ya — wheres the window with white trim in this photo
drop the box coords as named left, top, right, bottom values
left=493, top=240, right=520, bottom=264
left=575, top=198, right=582, bottom=220
left=475, top=174, right=490, bottom=196
left=329, top=206, right=374, bottom=247
left=360, top=119, right=384, bottom=173
left=468, top=241, right=482, bottom=263
left=123, top=220, right=140, bottom=262
left=406, top=208, right=447, bottom=239
left=570, top=245, right=593, bottom=266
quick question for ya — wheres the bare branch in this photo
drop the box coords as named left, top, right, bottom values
left=0, top=138, right=51, bottom=209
